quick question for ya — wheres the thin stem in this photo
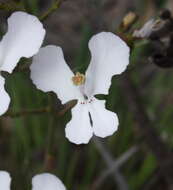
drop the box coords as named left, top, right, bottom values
left=92, top=137, right=135, bottom=190
left=95, top=146, right=138, bottom=186
left=43, top=116, right=56, bottom=171
left=40, top=0, right=66, bottom=21
left=4, top=107, right=50, bottom=118
left=2, top=100, right=76, bottom=118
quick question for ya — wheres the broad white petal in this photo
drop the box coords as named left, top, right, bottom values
left=30, top=45, right=83, bottom=104
left=84, top=32, right=130, bottom=97
left=0, top=11, right=45, bottom=73
left=0, top=171, right=11, bottom=190
left=32, top=173, right=66, bottom=190
left=0, top=75, right=10, bottom=115
left=89, top=98, right=118, bottom=138
left=65, top=102, right=93, bottom=144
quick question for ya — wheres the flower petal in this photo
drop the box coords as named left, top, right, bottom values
left=65, top=102, right=93, bottom=144
left=133, top=19, right=156, bottom=38
left=0, top=171, right=11, bottom=190
left=0, top=75, right=10, bottom=115
left=30, top=45, right=83, bottom=104
left=89, top=98, right=119, bottom=138
left=0, top=11, right=45, bottom=73
left=84, top=32, right=130, bottom=97
left=32, top=173, right=66, bottom=190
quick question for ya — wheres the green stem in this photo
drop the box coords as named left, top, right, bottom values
left=43, top=117, right=56, bottom=171
left=40, top=0, right=65, bottom=21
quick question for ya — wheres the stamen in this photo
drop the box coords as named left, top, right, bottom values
left=72, top=72, right=85, bottom=86
left=80, top=101, right=86, bottom=104
left=80, top=98, right=94, bottom=104
left=89, top=99, right=92, bottom=103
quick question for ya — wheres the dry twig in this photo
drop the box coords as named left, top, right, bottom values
left=92, top=137, right=138, bottom=190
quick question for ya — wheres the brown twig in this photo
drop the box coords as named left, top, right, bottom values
left=92, top=139, right=138, bottom=190
left=91, top=137, right=134, bottom=190
left=2, top=100, right=76, bottom=118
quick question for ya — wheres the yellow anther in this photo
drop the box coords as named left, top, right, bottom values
left=72, top=72, right=85, bottom=86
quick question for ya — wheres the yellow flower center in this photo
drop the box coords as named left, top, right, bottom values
left=72, top=72, right=85, bottom=86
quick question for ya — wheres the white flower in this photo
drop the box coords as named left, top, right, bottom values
left=0, top=11, right=45, bottom=116
left=133, top=19, right=156, bottom=38
left=0, top=171, right=66, bottom=190
left=133, top=19, right=164, bottom=38
left=30, top=32, right=130, bottom=144
left=32, top=173, right=66, bottom=190
left=0, top=171, right=11, bottom=190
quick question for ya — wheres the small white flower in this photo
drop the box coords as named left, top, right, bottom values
left=30, top=32, right=130, bottom=144
left=0, top=171, right=11, bottom=190
left=32, top=173, right=66, bottom=190
left=133, top=19, right=164, bottom=38
left=0, top=11, right=45, bottom=116
left=0, top=171, right=66, bottom=190
left=133, top=19, right=156, bottom=38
